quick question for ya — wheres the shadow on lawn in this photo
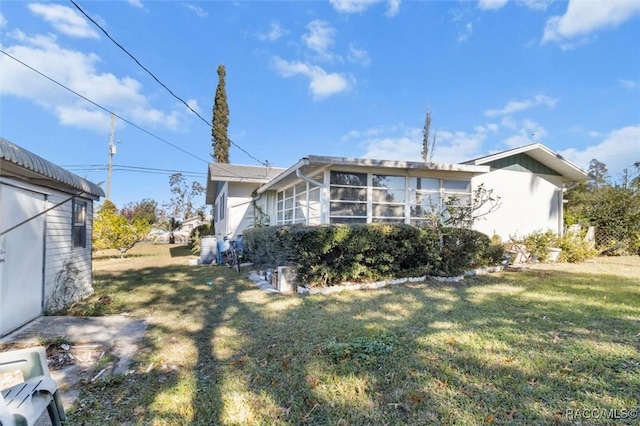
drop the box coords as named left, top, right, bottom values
left=69, top=264, right=640, bottom=425
left=231, top=270, right=639, bottom=424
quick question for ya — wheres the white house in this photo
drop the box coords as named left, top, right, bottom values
left=463, top=144, right=590, bottom=239
left=0, top=137, right=104, bottom=336
left=205, top=143, right=589, bottom=242
left=206, top=163, right=285, bottom=239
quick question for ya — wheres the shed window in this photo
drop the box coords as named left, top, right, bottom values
left=73, top=200, right=87, bottom=248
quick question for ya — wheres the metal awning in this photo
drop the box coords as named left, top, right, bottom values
left=0, top=137, right=104, bottom=199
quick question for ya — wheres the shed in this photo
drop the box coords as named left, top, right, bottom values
left=0, top=137, right=104, bottom=336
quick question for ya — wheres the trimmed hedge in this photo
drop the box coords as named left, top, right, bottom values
left=244, top=224, right=499, bottom=288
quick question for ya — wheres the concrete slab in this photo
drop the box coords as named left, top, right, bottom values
left=0, top=315, right=147, bottom=411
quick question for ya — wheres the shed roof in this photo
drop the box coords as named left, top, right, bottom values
left=462, top=143, right=589, bottom=183
left=0, top=137, right=104, bottom=199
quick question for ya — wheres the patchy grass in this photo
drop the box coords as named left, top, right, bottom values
left=68, top=247, right=640, bottom=425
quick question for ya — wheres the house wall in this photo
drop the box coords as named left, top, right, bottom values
left=214, top=182, right=228, bottom=237
left=216, top=182, right=262, bottom=239
left=472, top=169, right=563, bottom=240
left=43, top=191, right=95, bottom=313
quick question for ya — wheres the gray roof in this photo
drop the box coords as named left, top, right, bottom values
left=206, top=163, right=285, bottom=204
left=257, top=155, right=490, bottom=193
left=463, top=143, right=589, bottom=183
left=0, top=137, right=104, bottom=198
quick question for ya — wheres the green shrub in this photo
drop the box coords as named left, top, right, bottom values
left=189, top=222, right=214, bottom=254
left=480, top=243, right=506, bottom=266
left=244, top=224, right=441, bottom=287
left=557, top=232, right=598, bottom=263
left=511, top=230, right=558, bottom=262
left=439, top=228, right=492, bottom=276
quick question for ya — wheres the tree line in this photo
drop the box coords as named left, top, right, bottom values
left=564, top=159, right=640, bottom=254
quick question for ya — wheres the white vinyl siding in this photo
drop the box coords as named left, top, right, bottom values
left=43, top=191, right=94, bottom=310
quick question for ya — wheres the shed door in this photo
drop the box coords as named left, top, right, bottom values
left=0, top=184, right=45, bottom=336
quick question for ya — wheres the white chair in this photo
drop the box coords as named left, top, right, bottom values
left=0, top=347, right=66, bottom=425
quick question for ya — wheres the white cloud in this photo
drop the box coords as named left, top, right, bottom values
left=385, top=0, right=401, bottom=17
left=620, top=79, right=639, bottom=90
left=478, top=0, right=508, bottom=11
left=503, top=119, right=548, bottom=147
left=543, top=0, right=640, bottom=45
left=0, top=12, right=7, bottom=28
left=0, top=32, right=184, bottom=131
left=302, top=20, right=336, bottom=60
left=484, top=94, right=557, bottom=117
left=559, top=125, right=640, bottom=179
left=272, top=57, right=352, bottom=100
left=28, top=3, right=99, bottom=39
left=186, top=4, right=208, bottom=18
left=458, top=22, right=473, bottom=43
left=330, top=0, right=401, bottom=16
left=347, top=43, right=371, bottom=66
left=475, top=123, right=499, bottom=133
left=354, top=124, right=487, bottom=163
left=186, top=99, right=200, bottom=113
left=516, top=0, right=551, bottom=11
left=127, top=0, right=144, bottom=9
left=258, top=21, right=286, bottom=42
left=362, top=136, right=421, bottom=161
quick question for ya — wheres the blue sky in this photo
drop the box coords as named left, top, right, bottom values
left=1, top=0, right=639, bottom=211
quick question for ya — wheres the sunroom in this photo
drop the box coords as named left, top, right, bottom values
left=256, top=155, right=490, bottom=228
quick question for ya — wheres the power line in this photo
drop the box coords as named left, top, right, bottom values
left=70, top=0, right=268, bottom=167
left=0, top=48, right=209, bottom=165
left=0, top=48, right=246, bottom=180
left=62, top=164, right=207, bottom=177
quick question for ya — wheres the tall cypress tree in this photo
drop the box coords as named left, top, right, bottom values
left=212, top=64, right=230, bottom=163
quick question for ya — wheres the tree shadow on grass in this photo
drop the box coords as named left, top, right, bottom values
left=169, top=245, right=193, bottom=258
left=67, top=263, right=640, bottom=425
left=225, top=269, right=640, bottom=424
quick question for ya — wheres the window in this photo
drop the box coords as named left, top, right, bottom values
left=72, top=201, right=87, bottom=248
left=372, top=174, right=405, bottom=222
left=409, top=178, right=472, bottom=227
left=276, top=174, right=323, bottom=225
left=219, top=194, right=225, bottom=220
left=329, top=171, right=367, bottom=224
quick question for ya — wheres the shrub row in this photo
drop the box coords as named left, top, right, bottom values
left=243, top=224, right=504, bottom=288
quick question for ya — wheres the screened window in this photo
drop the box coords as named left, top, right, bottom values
left=371, top=174, right=405, bottom=222
left=329, top=171, right=367, bottom=223
left=72, top=201, right=87, bottom=248
left=409, top=178, right=471, bottom=228
left=276, top=175, right=322, bottom=225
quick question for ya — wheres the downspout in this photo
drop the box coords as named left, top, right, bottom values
left=296, top=169, right=323, bottom=187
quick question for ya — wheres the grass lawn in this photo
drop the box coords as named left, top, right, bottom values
left=67, top=245, right=639, bottom=425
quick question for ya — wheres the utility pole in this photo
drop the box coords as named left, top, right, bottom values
left=107, top=113, right=116, bottom=201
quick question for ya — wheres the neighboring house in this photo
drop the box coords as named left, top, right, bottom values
left=205, top=143, right=589, bottom=242
left=147, top=216, right=209, bottom=244
left=0, top=137, right=104, bottom=337
left=180, top=216, right=207, bottom=233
